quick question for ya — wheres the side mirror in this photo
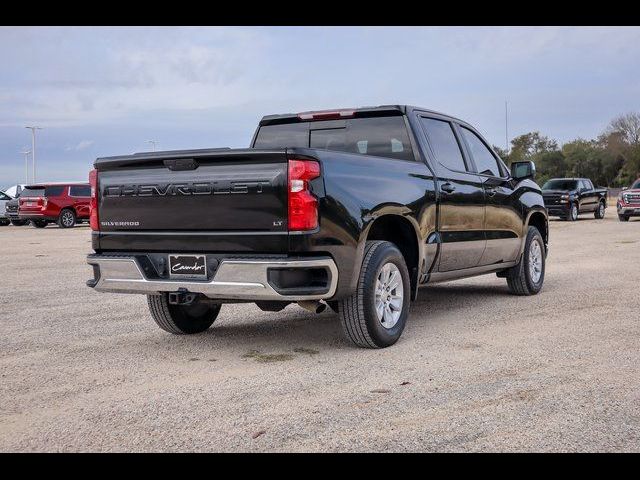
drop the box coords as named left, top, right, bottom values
left=510, top=161, right=536, bottom=181
left=622, top=186, right=628, bottom=191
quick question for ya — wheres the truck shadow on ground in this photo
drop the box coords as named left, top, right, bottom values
left=153, top=283, right=516, bottom=352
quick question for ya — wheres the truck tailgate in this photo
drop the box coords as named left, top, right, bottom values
left=94, top=149, right=289, bottom=252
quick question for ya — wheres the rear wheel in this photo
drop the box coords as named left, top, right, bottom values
left=594, top=201, right=606, bottom=219
left=147, top=293, right=221, bottom=334
left=338, top=240, right=410, bottom=348
left=618, top=214, right=630, bottom=222
left=58, top=208, right=76, bottom=228
left=506, top=226, right=545, bottom=296
left=31, top=220, right=47, bottom=228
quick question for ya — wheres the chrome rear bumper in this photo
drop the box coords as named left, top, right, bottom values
left=87, top=255, right=338, bottom=301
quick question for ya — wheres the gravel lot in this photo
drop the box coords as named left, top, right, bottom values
left=1, top=213, right=639, bottom=452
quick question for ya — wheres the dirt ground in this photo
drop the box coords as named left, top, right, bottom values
left=1, top=212, right=639, bottom=452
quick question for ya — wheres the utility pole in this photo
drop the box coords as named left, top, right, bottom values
left=146, top=140, right=158, bottom=152
left=25, top=126, right=43, bottom=183
left=505, top=101, right=509, bottom=154
left=20, top=149, right=31, bottom=184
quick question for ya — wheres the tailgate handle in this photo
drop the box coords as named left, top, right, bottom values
left=164, top=158, right=198, bottom=171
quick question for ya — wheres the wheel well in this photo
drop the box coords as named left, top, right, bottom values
left=366, top=215, right=419, bottom=291
left=60, top=207, right=76, bottom=216
left=528, top=212, right=548, bottom=246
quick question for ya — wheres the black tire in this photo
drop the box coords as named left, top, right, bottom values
left=31, top=220, right=47, bottom=228
left=506, top=226, right=545, bottom=296
left=0, top=219, right=9, bottom=226
left=10, top=219, right=28, bottom=226
left=58, top=208, right=76, bottom=228
left=594, top=201, right=606, bottom=219
left=567, top=203, right=578, bottom=221
left=337, top=240, right=411, bottom=348
left=147, top=293, right=221, bottom=334
left=618, top=214, right=630, bottom=222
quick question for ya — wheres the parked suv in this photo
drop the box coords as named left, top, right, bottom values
left=2, top=184, right=29, bottom=225
left=0, top=190, right=11, bottom=226
left=18, top=182, right=91, bottom=228
left=617, top=178, right=640, bottom=221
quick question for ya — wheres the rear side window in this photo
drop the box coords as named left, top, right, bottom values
left=460, top=127, right=502, bottom=177
left=45, top=186, right=65, bottom=197
left=254, top=116, right=415, bottom=161
left=21, top=188, right=45, bottom=198
left=420, top=117, right=467, bottom=172
left=70, top=185, right=91, bottom=197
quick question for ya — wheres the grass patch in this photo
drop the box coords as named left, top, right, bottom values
left=293, top=347, right=320, bottom=355
left=242, top=350, right=294, bottom=363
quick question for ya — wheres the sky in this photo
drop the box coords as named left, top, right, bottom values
left=1, top=26, right=640, bottom=188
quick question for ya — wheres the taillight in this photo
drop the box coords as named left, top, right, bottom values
left=288, top=159, right=320, bottom=231
left=89, top=169, right=99, bottom=231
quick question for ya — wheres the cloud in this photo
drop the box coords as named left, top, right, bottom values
left=65, top=139, right=93, bottom=151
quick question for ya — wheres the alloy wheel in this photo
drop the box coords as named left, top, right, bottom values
left=374, top=262, right=404, bottom=329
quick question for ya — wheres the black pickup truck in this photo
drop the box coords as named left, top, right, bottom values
left=86, top=105, right=549, bottom=348
left=541, top=178, right=608, bottom=221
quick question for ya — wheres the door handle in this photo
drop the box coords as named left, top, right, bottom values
left=441, top=183, right=456, bottom=194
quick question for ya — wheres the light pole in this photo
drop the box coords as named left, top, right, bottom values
left=25, top=126, right=43, bottom=183
left=146, top=140, right=158, bottom=152
left=20, top=149, right=31, bottom=184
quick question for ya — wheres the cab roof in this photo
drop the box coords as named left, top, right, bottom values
left=258, top=105, right=466, bottom=126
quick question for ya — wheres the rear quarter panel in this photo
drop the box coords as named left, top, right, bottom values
left=288, top=148, right=437, bottom=298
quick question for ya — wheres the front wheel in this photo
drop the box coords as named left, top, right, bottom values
left=147, top=294, right=221, bottom=334
left=0, top=219, right=9, bottom=226
left=568, top=203, right=578, bottom=221
left=594, top=201, right=606, bottom=219
left=31, top=220, right=47, bottom=228
left=618, top=214, right=630, bottom=222
left=506, top=226, right=545, bottom=296
left=338, top=241, right=411, bottom=348
left=11, top=219, right=28, bottom=226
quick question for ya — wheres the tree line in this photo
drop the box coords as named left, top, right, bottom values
left=493, top=113, right=640, bottom=187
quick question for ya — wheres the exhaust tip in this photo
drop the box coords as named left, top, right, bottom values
left=298, top=300, right=327, bottom=314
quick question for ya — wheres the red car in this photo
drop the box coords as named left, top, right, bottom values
left=617, top=178, right=640, bottom=222
left=18, top=182, right=91, bottom=228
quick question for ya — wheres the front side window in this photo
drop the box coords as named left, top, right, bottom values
left=460, top=127, right=502, bottom=177
left=0, top=191, right=10, bottom=201
left=420, top=117, right=467, bottom=172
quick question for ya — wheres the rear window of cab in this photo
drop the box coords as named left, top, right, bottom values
left=254, top=116, right=415, bottom=162
left=21, top=186, right=66, bottom=197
